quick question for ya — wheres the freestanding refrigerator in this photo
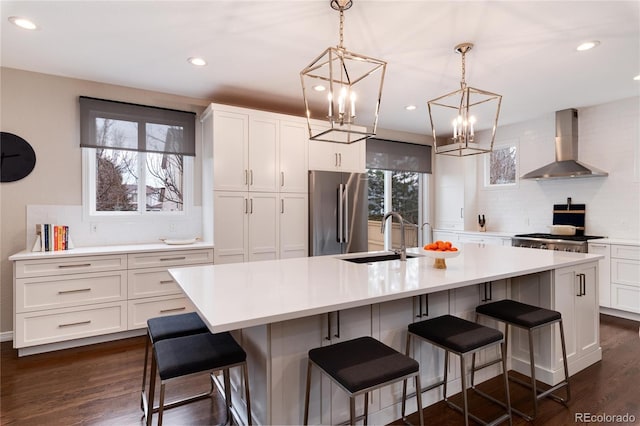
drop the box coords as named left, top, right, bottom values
left=309, top=170, right=368, bottom=256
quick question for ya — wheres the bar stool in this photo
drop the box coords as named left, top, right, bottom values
left=474, top=299, right=570, bottom=421
left=141, top=313, right=209, bottom=414
left=146, top=331, right=251, bottom=426
left=402, top=314, right=511, bottom=426
left=304, top=336, right=424, bottom=426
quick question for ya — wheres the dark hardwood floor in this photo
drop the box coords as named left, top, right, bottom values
left=1, top=314, right=638, bottom=425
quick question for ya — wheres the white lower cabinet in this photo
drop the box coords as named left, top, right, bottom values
left=588, top=241, right=611, bottom=307
left=12, top=246, right=213, bottom=352
left=510, top=262, right=601, bottom=384
left=279, top=193, right=308, bottom=259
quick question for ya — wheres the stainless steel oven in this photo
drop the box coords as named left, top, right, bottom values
left=511, top=234, right=602, bottom=253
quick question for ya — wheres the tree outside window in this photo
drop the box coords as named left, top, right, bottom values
left=486, top=141, right=518, bottom=187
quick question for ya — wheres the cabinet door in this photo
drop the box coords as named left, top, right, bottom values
left=575, top=263, right=599, bottom=357
left=249, top=115, right=279, bottom=192
left=434, top=154, right=464, bottom=230
left=336, top=140, right=365, bottom=172
left=248, top=193, right=279, bottom=262
left=588, top=242, right=611, bottom=307
left=279, top=193, right=308, bottom=259
left=279, top=120, right=309, bottom=193
left=213, top=191, right=249, bottom=264
left=308, top=138, right=342, bottom=172
left=213, top=110, right=249, bottom=191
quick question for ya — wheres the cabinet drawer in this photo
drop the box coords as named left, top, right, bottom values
left=611, top=244, right=640, bottom=261
left=15, top=302, right=127, bottom=348
left=127, top=295, right=197, bottom=330
left=611, top=284, right=640, bottom=313
left=127, top=249, right=213, bottom=269
left=16, top=271, right=127, bottom=313
left=15, top=254, right=127, bottom=278
left=128, top=267, right=184, bottom=299
left=611, top=258, right=640, bottom=287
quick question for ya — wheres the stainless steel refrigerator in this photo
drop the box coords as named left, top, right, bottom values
left=309, top=170, right=368, bottom=256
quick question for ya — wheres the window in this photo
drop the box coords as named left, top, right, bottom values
left=366, top=138, right=432, bottom=250
left=79, top=97, right=195, bottom=217
left=484, top=140, right=519, bottom=188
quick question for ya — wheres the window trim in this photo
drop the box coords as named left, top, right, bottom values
left=483, top=139, right=520, bottom=190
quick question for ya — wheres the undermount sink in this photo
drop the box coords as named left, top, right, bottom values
left=341, top=253, right=420, bottom=264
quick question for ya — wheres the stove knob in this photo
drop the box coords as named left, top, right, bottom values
left=553, top=247, right=560, bottom=251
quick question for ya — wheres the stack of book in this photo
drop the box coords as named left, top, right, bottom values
left=34, top=224, right=71, bottom=251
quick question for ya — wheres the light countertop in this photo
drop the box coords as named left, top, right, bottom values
left=169, top=244, right=602, bottom=333
left=588, top=238, right=640, bottom=246
left=9, top=242, right=214, bottom=261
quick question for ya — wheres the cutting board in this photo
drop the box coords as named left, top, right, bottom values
left=553, top=203, right=585, bottom=235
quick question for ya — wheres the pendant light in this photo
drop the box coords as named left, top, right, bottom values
left=300, top=0, right=387, bottom=144
left=428, top=43, right=502, bottom=156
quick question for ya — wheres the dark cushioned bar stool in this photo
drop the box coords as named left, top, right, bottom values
left=474, top=299, right=570, bottom=421
left=146, top=331, right=251, bottom=426
left=403, top=314, right=511, bottom=426
left=304, top=336, right=424, bottom=426
left=141, top=313, right=209, bottom=415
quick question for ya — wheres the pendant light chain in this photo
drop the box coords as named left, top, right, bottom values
left=339, top=7, right=345, bottom=49
left=460, top=49, right=467, bottom=89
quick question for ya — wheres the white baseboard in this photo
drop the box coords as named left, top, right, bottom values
left=0, top=331, right=13, bottom=342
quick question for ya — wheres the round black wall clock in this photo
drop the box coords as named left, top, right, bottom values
left=1, top=132, right=37, bottom=182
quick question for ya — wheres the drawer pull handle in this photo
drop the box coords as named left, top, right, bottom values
left=58, top=288, right=91, bottom=295
left=159, top=280, right=174, bottom=284
left=58, top=263, right=91, bottom=269
left=58, top=320, right=91, bottom=328
left=159, top=257, right=186, bottom=262
left=160, top=307, right=186, bottom=313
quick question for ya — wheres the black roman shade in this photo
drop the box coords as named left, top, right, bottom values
left=79, top=96, right=196, bottom=156
left=366, top=138, right=432, bottom=173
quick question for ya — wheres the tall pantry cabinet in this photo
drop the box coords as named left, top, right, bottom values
left=201, top=104, right=309, bottom=264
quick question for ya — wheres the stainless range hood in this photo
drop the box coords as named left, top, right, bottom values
left=521, top=108, right=608, bottom=180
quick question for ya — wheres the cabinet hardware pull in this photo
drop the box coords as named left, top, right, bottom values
left=160, top=256, right=187, bottom=262
left=58, top=320, right=91, bottom=328
left=58, top=263, right=91, bottom=269
left=580, top=273, right=586, bottom=296
left=244, top=169, right=248, bottom=185
left=338, top=153, right=342, bottom=167
left=281, top=199, right=284, bottom=214
left=159, top=280, right=174, bottom=284
left=334, top=310, right=341, bottom=338
left=244, top=198, right=248, bottom=214
left=424, top=294, right=429, bottom=317
left=160, top=307, right=186, bottom=313
left=250, top=170, right=254, bottom=185
left=326, top=312, right=332, bottom=341
left=250, top=198, right=254, bottom=214
left=576, top=273, right=585, bottom=297
left=335, top=153, right=339, bottom=167
left=281, top=171, right=285, bottom=187
left=460, top=208, right=464, bottom=219
left=58, top=288, right=91, bottom=295
left=416, top=296, right=422, bottom=318
left=589, top=244, right=606, bottom=248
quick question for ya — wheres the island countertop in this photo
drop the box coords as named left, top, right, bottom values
left=169, top=243, right=603, bottom=333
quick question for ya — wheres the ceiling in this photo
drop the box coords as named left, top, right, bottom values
left=2, top=1, right=639, bottom=135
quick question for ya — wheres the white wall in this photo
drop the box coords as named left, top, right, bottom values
left=472, top=97, right=639, bottom=239
left=0, top=68, right=209, bottom=333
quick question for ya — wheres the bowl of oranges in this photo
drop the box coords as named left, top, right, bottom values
left=421, top=240, right=460, bottom=269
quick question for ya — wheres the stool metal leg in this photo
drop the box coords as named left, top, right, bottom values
left=460, top=354, right=469, bottom=426
left=146, top=350, right=158, bottom=426
left=243, top=362, right=252, bottom=426
left=528, top=329, right=538, bottom=419
left=157, top=382, right=167, bottom=426
left=349, top=396, right=356, bottom=426
left=303, top=359, right=312, bottom=425
left=559, top=320, right=571, bottom=403
left=364, top=392, right=369, bottom=425
left=442, top=350, right=449, bottom=402
left=223, top=369, right=232, bottom=424
left=401, top=333, right=412, bottom=420
left=141, top=332, right=151, bottom=411
left=501, top=342, right=513, bottom=426
left=415, top=374, right=424, bottom=426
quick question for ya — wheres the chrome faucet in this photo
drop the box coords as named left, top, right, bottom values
left=421, top=222, right=432, bottom=244
left=381, top=211, right=407, bottom=261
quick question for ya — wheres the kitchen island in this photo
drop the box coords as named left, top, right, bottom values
left=169, top=243, right=603, bottom=425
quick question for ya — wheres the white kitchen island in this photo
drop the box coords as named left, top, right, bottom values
left=169, top=243, right=603, bottom=425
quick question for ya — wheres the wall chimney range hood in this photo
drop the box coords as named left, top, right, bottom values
left=521, top=108, right=608, bottom=180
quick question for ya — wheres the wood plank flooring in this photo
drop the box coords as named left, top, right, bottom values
left=1, top=314, right=638, bottom=425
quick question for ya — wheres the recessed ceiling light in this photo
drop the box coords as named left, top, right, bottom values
left=187, top=57, right=207, bottom=66
left=313, top=85, right=326, bottom=92
left=634, top=74, right=640, bottom=81
left=405, top=105, right=417, bottom=111
left=8, top=16, right=38, bottom=30
left=576, top=41, right=600, bottom=51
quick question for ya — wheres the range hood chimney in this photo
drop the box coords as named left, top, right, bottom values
left=521, top=108, right=608, bottom=180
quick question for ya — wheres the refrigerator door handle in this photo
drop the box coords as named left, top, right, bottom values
left=337, top=184, right=344, bottom=243
left=343, top=186, right=349, bottom=243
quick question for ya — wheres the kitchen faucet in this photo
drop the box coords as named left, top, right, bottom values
left=382, top=211, right=407, bottom=261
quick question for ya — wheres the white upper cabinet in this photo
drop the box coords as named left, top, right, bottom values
left=249, top=115, right=279, bottom=192
left=212, top=109, right=249, bottom=192
left=307, top=123, right=366, bottom=173
left=279, top=120, right=309, bottom=193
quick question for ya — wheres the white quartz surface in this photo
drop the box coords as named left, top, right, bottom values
left=588, top=238, right=640, bottom=246
left=8, top=242, right=214, bottom=261
left=169, top=244, right=602, bottom=333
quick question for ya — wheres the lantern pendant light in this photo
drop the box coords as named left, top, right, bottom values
left=300, top=0, right=387, bottom=144
left=428, top=42, right=502, bottom=156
